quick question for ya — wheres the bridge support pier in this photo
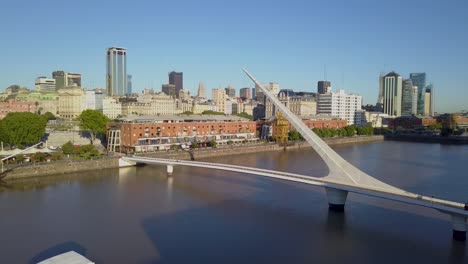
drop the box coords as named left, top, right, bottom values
left=167, top=165, right=173, bottom=177
left=325, top=187, right=348, bottom=212
left=451, top=214, right=467, bottom=241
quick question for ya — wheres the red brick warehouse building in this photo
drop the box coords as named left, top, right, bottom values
left=107, top=115, right=257, bottom=153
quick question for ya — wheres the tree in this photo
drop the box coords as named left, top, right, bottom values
left=201, top=110, right=225, bottom=115
left=41, top=112, right=56, bottom=121
left=32, top=152, right=47, bottom=162
left=191, top=141, right=199, bottom=148
left=209, top=140, right=218, bottom=148
left=288, top=130, right=303, bottom=141
left=0, top=112, right=47, bottom=148
left=78, top=110, right=110, bottom=144
left=227, top=140, right=234, bottom=145
left=181, top=111, right=194, bottom=115
left=62, top=141, right=74, bottom=155
left=236, top=112, right=254, bottom=120
left=76, top=144, right=100, bottom=159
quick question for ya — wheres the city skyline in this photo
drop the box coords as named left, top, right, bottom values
left=0, top=0, right=467, bottom=113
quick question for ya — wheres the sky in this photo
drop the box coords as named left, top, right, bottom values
left=0, top=0, right=467, bottom=113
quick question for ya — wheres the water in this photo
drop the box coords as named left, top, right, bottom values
left=0, top=141, right=467, bottom=263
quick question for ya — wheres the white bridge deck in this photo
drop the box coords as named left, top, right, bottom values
left=122, top=69, right=467, bottom=240
left=123, top=155, right=468, bottom=217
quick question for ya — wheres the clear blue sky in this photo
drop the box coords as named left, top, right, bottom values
left=1, top=0, right=467, bottom=113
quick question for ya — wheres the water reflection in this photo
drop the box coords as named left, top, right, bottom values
left=0, top=141, right=467, bottom=263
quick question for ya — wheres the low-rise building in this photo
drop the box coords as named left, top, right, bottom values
left=0, top=99, right=37, bottom=119
left=107, top=115, right=257, bottom=153
left=388, top=116, right=437, bottom=129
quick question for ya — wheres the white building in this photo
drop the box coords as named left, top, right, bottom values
left=103, top=97, right=122, bottom=119
left=212, top=88, right=227, bottom=114
left=317, top=89, right=362, bottom=125
left=35, top=77, right=56, bottom=92
left=382, top=72, right=403, bottom=117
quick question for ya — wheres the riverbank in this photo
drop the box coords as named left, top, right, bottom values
left=142, top=135, right=384, bottom=160
left=1, top=135, right=383, bottom=181
left=385, top=134, right=468, bottom=144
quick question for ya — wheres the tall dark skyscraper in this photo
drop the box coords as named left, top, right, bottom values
left=169, top=71, right=183, bottom=98
left=410, top=73, right=426, bottom=115
left=317, top=81, right=331, bottom=94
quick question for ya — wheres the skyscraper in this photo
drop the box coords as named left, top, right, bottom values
left=401, top=79, right=416, bottom=116
left=240, top=87, right=251, bottom=100
left=409, top=73, right=426, bottom=115
left=382, top=72, right=403, bottom=116
left=317, top=81, right=331, bottom=94
left=127, top=75, right=132, bottom=95
left=225, top=86, right=236, bottom=97
left=106, top=47, right=128, bottom=96
left=424, top=84, right=434, bottom=116
left=162, top=84, right=176, bottom=98
left=197, top=82, right=206, bottom=98
left=169, top=71, right=183, bottom=98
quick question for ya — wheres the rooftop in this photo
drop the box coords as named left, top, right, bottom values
left=118, top=114, right=251, bottom=123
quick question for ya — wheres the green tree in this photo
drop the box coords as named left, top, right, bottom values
left=0, top=112, right=47, bottom=148
left=191, top=141, right=199, bottom=148
left=41, top=112, right=56, bottom=121
left=15, top=154, right=25, bottom=164
left=76, top=144, right=99, bottom=159
left=312, top=128, right=322, bottom=137
left=236, top=112, right=254, bottom=120
left=227, top=140, right=234, bottom=145
left=201, top=110, right=225, bottom=115
left=78, top=110, right=110, bottom=144
left=209, top=140, right=218, bottom=148
left=62, top=141, right=74, bottom=155
left=181, top=111, right=194, bottom=115
left=288, top=130, right=303, bottom=141
left=32, top=152, right=46, bottom=162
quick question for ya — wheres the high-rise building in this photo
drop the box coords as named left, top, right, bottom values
left=225, top=86, right=236, bottom=98
left=401, top=79, right=416, bottom=116
left=35, top=77, right=56, bottom=92
left=382, top=72, right=403, bottom=116
left=409, top=73, right=426, bottom=115
left=317, top=89, right=362, bottom=125
left=162, top=84, right=176, bottom=98
left=317, top=81, right=331, bottom=94
left=197, top=82, right=206, bottom=98
left=169, top=71, right=183, bottom=98
left=53, top=71, right=81, bottom=90
left=106, top=47, right=128, bottom=96
left=240, top=87, right=251, bottom=100
left=377, top=73, right=385, bottom=111
left=212, top=88, right=227, bottom=113
left=127, top=75, right=132, bottom=95
left=424, top=84, right=434, bottom=116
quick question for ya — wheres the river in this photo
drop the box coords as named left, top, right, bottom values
left=0, top=141, right=467, bottom=263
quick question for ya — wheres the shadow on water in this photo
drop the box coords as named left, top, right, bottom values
left=138, top=174, right=467, bottom=264
left=29, top=241, right=88, bottom=264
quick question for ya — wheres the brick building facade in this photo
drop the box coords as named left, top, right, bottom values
left=107, top=115, right=257, bottom=153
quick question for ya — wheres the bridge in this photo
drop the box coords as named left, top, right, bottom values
left=121, top=69, right=468, bottom=241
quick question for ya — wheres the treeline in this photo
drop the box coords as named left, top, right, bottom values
left=288, top=125, right=374, bottom=140
left=0, top=112, right=55, bottom=148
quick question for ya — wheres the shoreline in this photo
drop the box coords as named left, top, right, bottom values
left=1, top=135, right=384, bottom=181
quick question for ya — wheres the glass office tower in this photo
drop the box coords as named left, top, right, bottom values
left=106, top=47, right=128, bottom=96
left=409, top=73, right=426, bottom=115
